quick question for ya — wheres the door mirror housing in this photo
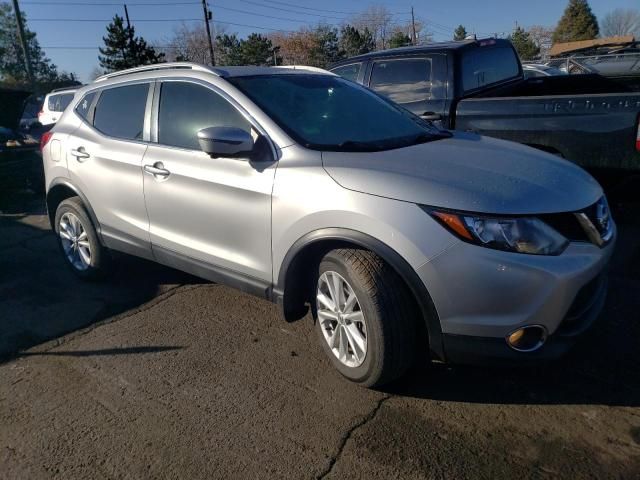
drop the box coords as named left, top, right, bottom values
left=197, top=126, right=254, bottom=157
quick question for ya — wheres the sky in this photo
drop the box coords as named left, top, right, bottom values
left=15, top=0, right=640, bottom=82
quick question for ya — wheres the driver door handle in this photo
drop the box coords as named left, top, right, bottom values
left=143, top=162, right=170, bottom=178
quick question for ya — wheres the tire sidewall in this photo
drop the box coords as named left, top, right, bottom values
left=54, top=199, right=104, bottom=279
left=314, top=256, right=385, bottom=385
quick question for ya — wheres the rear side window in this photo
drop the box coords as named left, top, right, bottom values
left=48, top=93, right=74, bottom=112
left=461, top=46, right=520, bottom=92
left=158, top=82, right=250, bottom=150
left=75, top=91, right=97, bottom=122
left=93, top=84, right=148, bottom=140
left=369, top=58, right=432, bottom=105
left=331, top=63, right=362, bottom=82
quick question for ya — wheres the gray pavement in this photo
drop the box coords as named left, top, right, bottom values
left=1, top=181, right=640, bottom=479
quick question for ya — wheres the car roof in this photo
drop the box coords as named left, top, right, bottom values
left=330, top=38, right=511, bottom=68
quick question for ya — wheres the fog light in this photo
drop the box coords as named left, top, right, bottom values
left=506, top=325, right=547, bottom=352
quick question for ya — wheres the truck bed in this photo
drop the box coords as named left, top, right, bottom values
left=455, top=75, right=640, bottom=170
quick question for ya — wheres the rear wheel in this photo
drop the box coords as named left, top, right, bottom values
left=54, top=197, right=109, bottom=279
left=314, top=249, right=417, bottom=388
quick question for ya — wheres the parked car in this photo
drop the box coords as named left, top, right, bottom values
left=43, top=63, right=615, bottom=387
left=522, top=63, right=566, bottom=78
left=39, top=87, right=78, bottom=126
left=330, top=38, right=640, bottom=171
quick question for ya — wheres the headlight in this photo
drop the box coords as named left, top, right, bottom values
left=428, top=210, right=569, bottom=255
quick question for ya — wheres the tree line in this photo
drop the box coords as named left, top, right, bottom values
left=1, top=0, right=639, bottom=89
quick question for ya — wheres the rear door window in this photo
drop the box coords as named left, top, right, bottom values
left=331, top=63, right=362, bottom=82
left=93, top=84, right=149, bottom=140
left=369, top=58, right=432, bottom=105
left=157, top=81, right=250, bottom=150
left=48, top=93, right=75, bottom=112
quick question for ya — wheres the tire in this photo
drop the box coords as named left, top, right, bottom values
left=54, top=197, right=109, bottom=280
left=314, top=248, right=417, bottom=388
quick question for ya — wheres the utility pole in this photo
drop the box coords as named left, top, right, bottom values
left=123, top=4, right=137, bottom=64
left=11, top=0, right=34, bottom=87
left=411, top=6, right=417, bottom=45
left=202, top=0, right=215, bottom=66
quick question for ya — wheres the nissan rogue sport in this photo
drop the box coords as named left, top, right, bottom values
left=42, top=62, right=615, bottom=387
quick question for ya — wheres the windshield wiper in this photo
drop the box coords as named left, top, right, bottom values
left=336, top=140, right=383, bottom=152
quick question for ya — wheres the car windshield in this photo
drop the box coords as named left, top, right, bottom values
left=227, top=74, right=449, bottom=152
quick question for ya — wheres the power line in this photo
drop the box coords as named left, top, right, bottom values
left=235, top=0, right=409, bottom=21
left=210, top=4, right=318, bottom=24
left=249, top=0, right=410, bottom=16
left=23, top=1, right=199, bottom=4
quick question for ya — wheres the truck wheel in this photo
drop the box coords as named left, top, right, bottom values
left=314, top=249, right=417, bottom=387
left=54, top=197, right=109, bottom=279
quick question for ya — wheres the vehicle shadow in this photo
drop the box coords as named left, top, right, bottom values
left=0, top=186, right=203, bottom=360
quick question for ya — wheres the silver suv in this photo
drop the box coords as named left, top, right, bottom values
left=42, top=63, right=615, bottom=387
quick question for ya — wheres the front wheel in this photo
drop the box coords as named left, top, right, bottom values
left=314, top=249, right=417, bottom=388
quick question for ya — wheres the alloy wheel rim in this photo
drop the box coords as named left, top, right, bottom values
left=316, top=271, right=367, bottom=368
left=59, top=212, right=91, bottom=271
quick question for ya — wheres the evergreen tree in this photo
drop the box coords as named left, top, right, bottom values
left=215, top=34, right=244, bottom=66
left=509, top=27, right=540, bottom=60
left=309, top=25, right=341, bottom=67
left=98, top=15, right=164, bottom=72
left=339, top=25, right=375, bottom=57
left=453, top=25, right=468, bottom=41
left=553, top=0, right=599, bottom=43
left=388, top=31, right=411, bottom=49
left=239, top=34, right=273, bottom=66
left=0, top=3, right=73, bottom=88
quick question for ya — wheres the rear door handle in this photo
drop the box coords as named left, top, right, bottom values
left=143, top=162, right=170, bottom=179
left=70, top=147, right=90, bottom=161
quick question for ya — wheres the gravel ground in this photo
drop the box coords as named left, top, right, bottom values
left=1, top=179, right=639, bottom=479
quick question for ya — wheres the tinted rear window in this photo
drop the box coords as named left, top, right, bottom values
left=93, top=84, right=148, bottom=140
left=331, top=63, right=362, bottom=82
left=461, top=46, right=520, bottom=92
left=369, top=58, right=431, bottom=105
left=48, top=93, right=74, bottom=112
left=75, top=91, right=97, bottom=122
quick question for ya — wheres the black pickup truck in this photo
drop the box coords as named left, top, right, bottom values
left=330, top=39, right=640, bottom=171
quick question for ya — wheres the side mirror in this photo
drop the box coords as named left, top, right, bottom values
left=197, top=126, right=254, bottom=157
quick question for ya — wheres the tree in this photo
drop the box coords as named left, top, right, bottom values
left=239, top=33, right=273, bottom=66
left=308, top=25, right=341, bottom=67
left=508, top=27, right=540, bottom=60
left=339, top=25, right=375, bottom=57
left=0, top=3, right=74, bottom=88
left=163, top=23, right=228, bottom=64
left=553, top=0, right=599, bottom=43
left=453, top=25, right=468, bottom=41
left=350, top=5, right=393, bottom=49
left=388, top=31, right=411, bottom=49
left=98, top=14, right=164, bottom=72
left=601, top=9, right=640, bottom=38
left=528, top=25, right=554, bottom=59
left=215, top=33, right=243, bottom=66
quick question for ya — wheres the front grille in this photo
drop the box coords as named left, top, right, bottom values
left=540, top=197, right=612, bottom=247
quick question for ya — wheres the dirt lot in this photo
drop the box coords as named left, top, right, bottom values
left=1, top=164, right=640, bottom=479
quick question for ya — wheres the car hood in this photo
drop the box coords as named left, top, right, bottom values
left=321, top=132, right=602, bottom=214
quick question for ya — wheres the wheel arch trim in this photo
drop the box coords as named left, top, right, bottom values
left=46, top=178, right=102, bottom=239
left=275, top=227, right=445, bottom=360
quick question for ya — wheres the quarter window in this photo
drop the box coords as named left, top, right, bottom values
left=157, top=82, right=250, bottom=150
left=93, top=84, right=148, bottom=140
left=331, top=63, right=362, bottom=82
left=369, top=58, right=432, bottom=105
left=75, top=91, right=97, bottom=122
left=48, top=93, right=75, bottom=112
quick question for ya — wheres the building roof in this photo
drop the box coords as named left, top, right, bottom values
left=550, top=35, right=636, bottom=57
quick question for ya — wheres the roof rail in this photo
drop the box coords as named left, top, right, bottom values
left=50, top=85, right=81, bottom=93
left=273, top=65, right=336, bottom=75
left=94, top=62, right=220, bottom=82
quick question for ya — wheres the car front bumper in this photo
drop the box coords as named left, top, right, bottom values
left=416, top=226, right=616, bottom=364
